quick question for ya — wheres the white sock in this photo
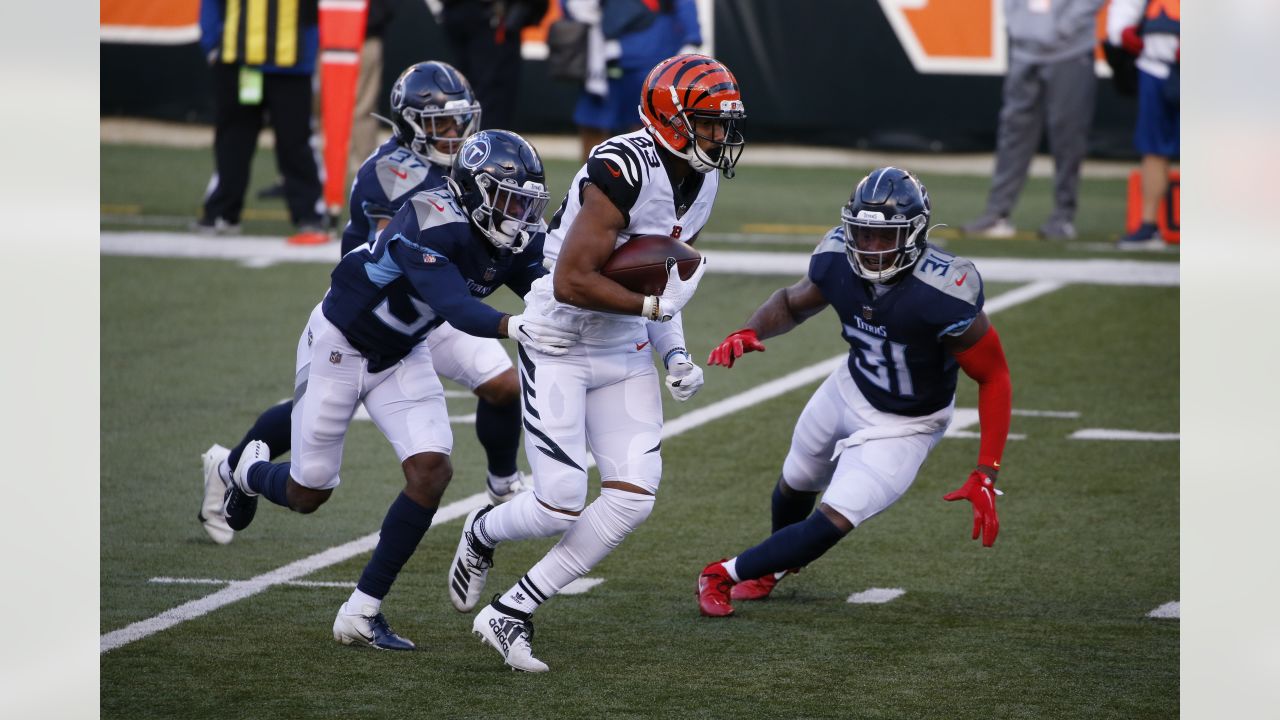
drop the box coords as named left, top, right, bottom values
left=486, top=471, right=520, bottom=493
left=477, top=490, right=575, bottom=545
left=347, top=588, right=381, bottom=614
left=722, top=557, right=741, bottom=582
left=499, top=573, right=550, bottom=615
left=511, top=489, right=656, bottom=609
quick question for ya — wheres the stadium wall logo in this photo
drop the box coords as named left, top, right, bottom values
left=877, top=0, right=1112, bottom=76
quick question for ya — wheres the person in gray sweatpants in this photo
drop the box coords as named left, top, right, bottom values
left=962, top=0, right=1105, bottom=241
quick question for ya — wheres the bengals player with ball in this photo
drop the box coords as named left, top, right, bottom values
left=449, top=54, right=745, bottom=672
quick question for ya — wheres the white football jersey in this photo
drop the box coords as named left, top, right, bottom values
left=523, top=129, right=719, bottom=345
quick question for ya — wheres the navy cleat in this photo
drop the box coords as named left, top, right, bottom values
left=333, top=602, right=416, bottom=651
left=222, top=439, right=266, bottom=532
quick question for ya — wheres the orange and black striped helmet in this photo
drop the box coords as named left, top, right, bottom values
left=638, top=54, right=746, bottom=178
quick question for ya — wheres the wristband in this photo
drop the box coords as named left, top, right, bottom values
left=663, top=347, right=689, bottom=368
left=642, top=295, right=660, bottom=321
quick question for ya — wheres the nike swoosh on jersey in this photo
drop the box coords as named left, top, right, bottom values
left=955, top=272, right=968, bottom=286
left=390, top=167, right=408, bottom=179
left=635, top=341, right=649, bottom=351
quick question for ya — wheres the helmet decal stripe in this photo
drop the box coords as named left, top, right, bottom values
left=687, top=82, right=740, bottom=110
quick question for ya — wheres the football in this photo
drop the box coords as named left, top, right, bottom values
left=601, top=235, right=701, bottom=295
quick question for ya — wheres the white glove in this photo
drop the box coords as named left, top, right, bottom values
left=507, top=314, right=578, bottom=356
left=652, top=257, right=707, bottom=322
left=664, top=353, right=704, bottom=402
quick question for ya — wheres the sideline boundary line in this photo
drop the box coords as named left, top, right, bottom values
left=101, top=281, right=1062, bottom=654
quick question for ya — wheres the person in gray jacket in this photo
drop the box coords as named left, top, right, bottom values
left=963, top=0, right=1105, bottom=240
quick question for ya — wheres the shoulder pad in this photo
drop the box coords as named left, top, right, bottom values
left=912, top=246, right=981, bottom=305
left=375, top=154, right=433, bottom=201
left=812, top=226, right=846, bottom=256
left=408, top=188, right=469, bottom=232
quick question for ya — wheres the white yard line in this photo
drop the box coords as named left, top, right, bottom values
left=559, top=578, right=606, bottom=596
left=150, top=577, right=358, bottom=589
left=1148, top=601, right=1180, bottom=619
left=102, top=281, right=1061, bottom=654
left=847, top=588, right=907, bottom=604
left=99, top=232, right=1179, bottom=286
left=1070, top=429, right=1180, bottom=441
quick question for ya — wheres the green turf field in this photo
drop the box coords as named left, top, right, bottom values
left=100, top=142, right=1178, bottom=719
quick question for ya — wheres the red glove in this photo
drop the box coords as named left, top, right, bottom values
left=707, top=328, right=766, bottom=368
left=943, top=470, right=1000, bottom=547
left=1120, top=25, right=1144, bottom=55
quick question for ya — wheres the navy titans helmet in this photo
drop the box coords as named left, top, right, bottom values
left=448, top=130, right=549, bottom=254
left=389, top=61, right=481, bottom=166
left=840, top=167, right=931, bottom=283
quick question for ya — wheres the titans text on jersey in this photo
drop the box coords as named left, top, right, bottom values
left=326, top=186, right=547, bottom=372
left=809, top=227, right=984, bottom=416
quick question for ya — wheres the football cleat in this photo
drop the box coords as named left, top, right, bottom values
left=198, top=444, right=234, bottom=545
left=449, top=505, right=495, bottom=612
left=332, top=602, right=416, bottom=651
left=697, top=560, right=736, bottom=618
left=222, top=440, right=266, bottom=532
left=730, top=569, right=794, bottom=602
left=472, top=600, right=548, bottom=672
left=485, top=472, right=529, bottom=505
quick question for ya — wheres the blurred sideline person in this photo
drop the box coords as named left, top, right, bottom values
left=560, top=0, right=703, bottom=159
left=1109, top=0, right=1179, bottom=248
left=199, top=62, right=533, bottom=553
left=213, top=131, right=573, bottom=650
left=445, top=54, right=745, bottom=672
left=961, top=0, right=1105, bottom=241
left=696, top=167, right=1012, bottom=618
left=435, top=0, right=548, bottom=129
left=196, top=0, right=329, bottom=244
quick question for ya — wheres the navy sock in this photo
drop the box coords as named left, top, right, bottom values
left=356, top=493, right=437, bottom=600
left=475, top=397, right=521, bottom=477
left=735, top=511, right=846, bottom=581
left=771, top=479, right=817, bottom=533
left=229, top=401, right=293, bottom=471
left=246, top=461, right=293, bottom=508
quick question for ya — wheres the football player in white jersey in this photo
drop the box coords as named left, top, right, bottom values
left=694, top=167, right=1013, bottom=618
left=446, top=54, right=746, bottom=672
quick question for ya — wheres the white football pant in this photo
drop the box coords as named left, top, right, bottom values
left=289, top=304, right=453, bottom=490
left=782, top=368, right=952, bottom=527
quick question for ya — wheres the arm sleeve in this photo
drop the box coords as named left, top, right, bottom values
left=391, top=241, right=506, bottom=339
left=953, top=326, right=1012, bottom=471
left=647, top=313, right=688, bottom=367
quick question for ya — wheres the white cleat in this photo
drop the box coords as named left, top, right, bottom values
left=486, top=472, right=530, bottom=505
left=448, top=506, right=495, bottom=612
left=472, top=602, right=548, bottom=672
left=198, top=444, right=233, bottom=544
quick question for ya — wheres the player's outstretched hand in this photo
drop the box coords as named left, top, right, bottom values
left=507, top=314, right=579, bottom=356
left=942, top=470, right=1000, bottom=547
left=657, top=256, right=707, bottom=321
left=707, top=328, right=766, bottom=368
left=665, top=353, right=704, bottom=402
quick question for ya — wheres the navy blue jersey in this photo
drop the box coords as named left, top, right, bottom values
left=324, top=185, right=548, bottom=373
left=809, top=228, right=984, bottom=416
left=340, top=138, right=449, bottom=254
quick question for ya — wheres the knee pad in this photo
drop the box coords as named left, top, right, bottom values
left=584, top=488, right=655, bottom=550
left=532, top=494, right=579, bottom=536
